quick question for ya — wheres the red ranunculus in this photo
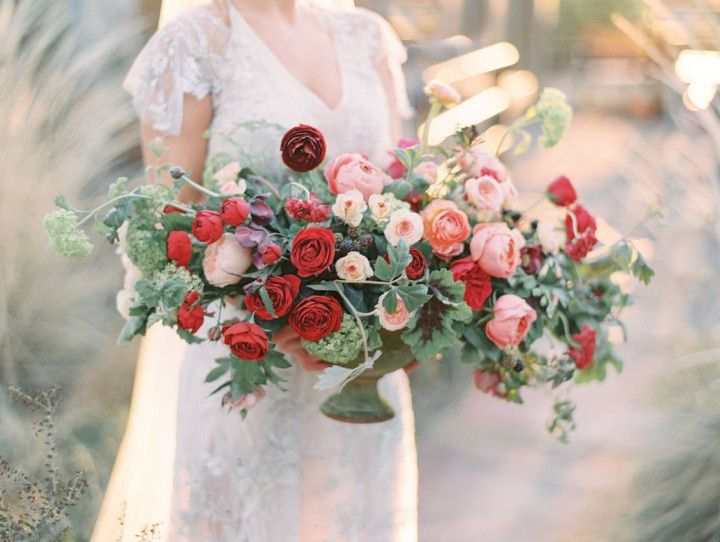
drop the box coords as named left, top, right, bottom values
left=177, top=291, right=204, bottom=333
left=288, top=295, right=343, bottom=341
left=280, top=124, right=327, bottom=172
left=220, top=198, right=250, bottom=226
left=222, top=321, right=269, bottom=361
left=520, top=244, right=544, bottom=274
left=167, top=231, right=192, bottom=267
left=568, top=326, right=597, bottom=370
left=191, top=210, right=224, bottom=243
left=385, top=247, right=427, bottom=280
left=565, top=204, right=598, bottom=262
left=546, top=175, right=577, bottom=207
left=260, top=242, right=282, bottom=265
left=406, top=248, right=427, bottom=280
left=450, top=256, right=493, bottom=310
left=244, top=274, right=301, bottom=320
left=290, top=227, right=336, bottom=277
left=163, top=205, right=185, bottom=214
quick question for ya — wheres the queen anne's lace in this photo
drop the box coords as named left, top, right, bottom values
left=118, top=4, right=418, bottom=541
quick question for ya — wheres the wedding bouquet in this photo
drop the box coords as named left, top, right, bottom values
left=44, top=83, right=653, bottom=434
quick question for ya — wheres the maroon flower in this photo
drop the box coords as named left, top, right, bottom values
left=384, top=247, right=426, bottom=280
left=249, top=195, right=275, bottom=226
left=450, top=256, right=493, bottom=310
left=280, top=124, right=327, bottom=172
left=565, top=204, right=598, bottom=262
left=520, top=244, right=544, bottom=274
left=285, top=194, right=331, bottom=223
left=546, top=176, right=577, bottom=207
left=290, top=227, right=336, bottom=278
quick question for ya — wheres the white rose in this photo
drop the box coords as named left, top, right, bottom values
left=368, top=194, right=392, bottom=222
left=332, top=189, right=367, bottom=227
left=214, top=161, right=241, bottom=184
left=376, top=295, right=413, bottom=331
left=336, top=251, right=374, bottom=282
left=202, top=233, right=253, bottom=287
left=537, top=221, right=563, bottom=255
left=384, top=209, right=424, bottom=246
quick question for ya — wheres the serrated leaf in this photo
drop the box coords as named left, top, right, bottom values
left=396, top=284, right=432, bottom=313
left=205, top=364, right=230, bottom=383
left=374, top=239, right=412, bottom=282
left=162, top=279, right=186, bottom=308
left=631, top=252, right=655, bottom=285
left=134, top=279, right=160, bottom=307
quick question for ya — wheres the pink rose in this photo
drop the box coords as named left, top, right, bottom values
left=413, top=162, right=439, bottom=183
left=500, top=180, right=518, bottom=210
left=465, top=176, right=503, bottom=214
left=202, top=233, right=253, bottom=287
left=377, top=295, right=413, bottom=331
left=485, top=294, right=537, bottom=349
left=456, top=147, right=508, bottom=182
left=423, top=79, right=462, bottom=106
left=325, top=153, right=388, bottom=201
left=421, top=200, right=471, bottom=254
left=470, top=223, right=522, bottom=278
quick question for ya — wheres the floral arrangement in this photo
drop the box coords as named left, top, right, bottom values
left=44, top=84, right=653, bottom=434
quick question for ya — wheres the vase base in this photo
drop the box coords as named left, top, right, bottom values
left=320, top=379, right=396, bottom=424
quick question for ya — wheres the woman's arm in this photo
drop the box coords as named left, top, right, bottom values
left=140, top=94, right=213, bottom=204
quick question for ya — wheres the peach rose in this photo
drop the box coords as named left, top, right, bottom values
left=500, top=180, right=518, bottom=210
left=456, top=147, right=508, bottom=182
left=421, top=199, right=471, bottom=253
left=384, top=209, right=424, bottom=246
left=325, top=153, right=388, bottom=201
left=377, top=295, right=413, bottom=331
left=335, top=251, right=373, bottom=282
left=203, top=233, right=253, bottom=287
left=470, top=223, right=522, bottom=278
left=331, top=189, right=367, bottom=227
left=465, top=176, right=503, bottom=214
left=485, top=294, right=537, bottom=349
left=536, top=221, right=562, bottom=255
left=214, top=161, right=241, bottom=184
left=423, top=79, right=462, bottom=106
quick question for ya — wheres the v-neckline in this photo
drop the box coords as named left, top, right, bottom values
left=228, top=4, right=346, bottom=114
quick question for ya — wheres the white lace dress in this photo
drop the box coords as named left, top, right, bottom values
left=93, top=4, right=417, bottom=541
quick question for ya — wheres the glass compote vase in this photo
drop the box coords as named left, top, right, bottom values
left=320, top=331, right=415, bottom=424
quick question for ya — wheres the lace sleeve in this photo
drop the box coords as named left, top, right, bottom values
left=123, top=8, right=226, bottom=136
left=359, top=8, right=413, bottom=120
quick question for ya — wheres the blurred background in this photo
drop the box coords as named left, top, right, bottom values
left=1, top=0, right=720, bottom=540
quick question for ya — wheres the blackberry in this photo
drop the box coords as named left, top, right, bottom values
left=356, top=234, right=374, bottom=250
left=346, top=227, right=359, bottom=239
left=513, top=361, right=525, bottom=373
left=334, top=232, right=344, bottom=245
left=338, top=238, right=355, bottom=255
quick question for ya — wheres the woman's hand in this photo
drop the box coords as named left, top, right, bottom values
left=273, top=325, right=331, bottom=372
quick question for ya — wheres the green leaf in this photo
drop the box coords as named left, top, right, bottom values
left=205, top=364, right=230, bottom=383
left=118, top=315, right=147, bottom=344
left=160, top=212, right=194, bottom=231
left=161, top=279, right=187, bottom=308
left=265, top=348, right=292, bottom=369
left=258, top=286, right=278, bottom=318
left=382, top=290, right=398, bottom=314
left=383, top=180, right=413, bottom=200
left=134, top=279, right=160, bottom=307
left=230, top=357, right=266, bottom=394
left=374, top=239, right=412, bottom=282
left=177, top=328, right=205, bottom=344
left=631, top=251, right=655, bottom=285
left=54, top=194, right=71, bottom=210
left=396, top=284, right=432, bottom=313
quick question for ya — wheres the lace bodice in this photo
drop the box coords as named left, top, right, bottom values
left=124, top=2, right=412, bottom=178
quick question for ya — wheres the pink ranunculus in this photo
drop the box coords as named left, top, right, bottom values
left=485, top=294, right=537, bottom=349
left=377, top=295, right=413, bottom=331
left=421, top=199, right=471, bottom=254
left=423, top=79, right=462, bottom=106
left=465, top=176, right=504, bottom=214
left=456, top=147, right=508, bottom=182
left=325, top=153, right=389, bottom=201
left=413, top=161, right=439, bottom=183
left=470, top=223, right=522, bottom=278
left=202, top=233, right=253, bottom=287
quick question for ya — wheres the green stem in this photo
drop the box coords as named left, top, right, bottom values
left=495, top=115, right=538, bottom=156
left=179, top=174, right=223, bottom=199
left=422, top=100, right=442, bottom=148
left=332, top=284, right=371, bottom=364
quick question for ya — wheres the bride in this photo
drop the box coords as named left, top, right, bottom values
left=92, top=0, right=417, bottom=540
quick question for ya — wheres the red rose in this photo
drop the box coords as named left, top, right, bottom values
left=167, top=231, right=192, bottom=267
left=177, top=291, right=204, bottom=333
left=384, top=247, right=426, bottom=280
left=220, top=198, right=250, bottom=226
left=288, top=295, right=343, bottom=341
left=290, top=227, right=336, bottom=277
left=520, top=244, right=544, bottom=274
left=450, top=256, right=493, bottom=310
left=191, top=210, right=224, bottom=243
left=568, top=326, right=597, bottom=370
left=222, top=321, right=269, bottom=361
left=280, top=124, right=327, bottom=173
left=546, top=176, right=577, bottom=207
left=244, top=274, right=301, bottom=320
left=260, top=242, right=282, bottom=265
left=565, top=204, right=598, bottom=262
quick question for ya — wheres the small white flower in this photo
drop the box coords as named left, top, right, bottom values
left=384, top=209, right=424, bottom=246
left=368, top=194, right=392, bottom=222
left=214, top=161, right=241, bottom=184
left=332, top=189, right=367, bottom=227
left=336, top=251, right=373, bottom=282
left=537, top=221, right=563, bottom=255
